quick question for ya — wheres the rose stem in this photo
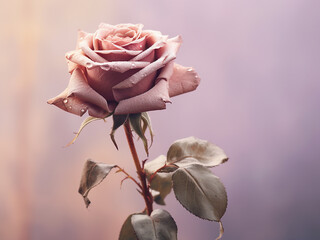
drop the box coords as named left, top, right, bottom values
left=123, top=121, right=153, bottom=215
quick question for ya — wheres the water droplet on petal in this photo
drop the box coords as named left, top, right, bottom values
left=63, top=99, right=68, bottom=104
left=86, top=62, right=93, bottom=69
left=81, top=109, right=86, bottom=113
left=187, top=68, right=193, bottom=72
left=68, top=106, right=72, bottom=109
left=140, top=44, right=143, bottom=48
left=131, top=63, right=136, bottom=68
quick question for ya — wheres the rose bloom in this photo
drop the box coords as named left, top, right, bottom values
left=48, top=23, right=200, bottom=118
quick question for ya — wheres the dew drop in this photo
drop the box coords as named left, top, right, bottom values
left=68, top=106, right=72, bottom=109
left=187, top=68, right=193, bottom=72
left=81, top=109, right=86, bottom=113
left=131, top=63, right=136, bottom=68
left=63, top=99, right=68, bottom=104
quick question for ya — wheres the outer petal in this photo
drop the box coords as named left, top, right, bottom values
left=47, top=68, right=111, bottom=118
left=168, top=63, right=201, bottom=97
left=65, top=50, right=95, bottom=72
left=94, top=49, right=142, bottom=61
left=114, top=79, right=171, bottom=115
left=112, top=54, right=175, bottom=101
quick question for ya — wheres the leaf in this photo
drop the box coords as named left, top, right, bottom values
left=131, top=209, right=177, bottom=240
left=129, top=113, right=149, bottom=156
left=144, top=155, right=174, bottom=205
left=172, top=164, right=227, bottom=221
left=110, top=114, right=128, bottom=150
left=167, top=136, right=228, bottom=168
left=119, top=214, right=138, bottom=240
left=66, top=116, right=102, bottom=146
left=78, top=159, right=116, bottom=208
left=141, top=112, right=154, bottom=147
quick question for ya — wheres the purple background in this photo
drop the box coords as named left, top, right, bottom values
left=1, top=0, right=320, bottom=239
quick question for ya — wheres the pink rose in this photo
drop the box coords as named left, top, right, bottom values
left=48, top=23, right=200, bottom=118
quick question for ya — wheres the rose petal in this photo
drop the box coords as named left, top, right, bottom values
left=122, top=36, right=147, bottom=51
left=66, top=68, right=111, bottom=112
left=94, top=49, right=142, bottom=61
left=65, top=50, right=95, bottom=70
left=156, top=35, right=182, bottom=59
left=156, top=61, right=175, bottom=82
left=168, top=63, right=201, bottom=97
left=87, top=61, right=150, bottom=73
left=76, top=30, right=91, bottom=49
left=47, top=68, right=111, bottom=118
left=131, top=37, right=167, bottom=61
left=78, top=34, right=107, bottom=63
left=112, top=54, right=175, bottom=101
left=114, top=79, right=171, bottom=115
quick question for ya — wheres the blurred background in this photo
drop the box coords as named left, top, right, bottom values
left=1, top=0, right=320, bottom=239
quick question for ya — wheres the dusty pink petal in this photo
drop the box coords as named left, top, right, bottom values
left=87, top=61, right=150, bottom=73
left=78, top=34, right=107, bottom=63
left=81, top=45, right=107, bottom=63
left=122, top=36, right=147, bottom=51
left=94, top=49, right=142, bottom=61
left=168, top=63, right=201, bottom=97
left=112, top=53, right=175, bottom=101
left=156, top=60, right=175, bottom=83
left=76, top=30, right=91, bottom=49
left=65, top=50, right=95, bottom=70
left=86, top=66, right=139, bottom=101
left=131, top=37, right=167, bottom=61
left=156, top=35, right=182, bottom=59
left=114, top=79, right=171, bottom=115
left=66, top=68, right=110, bottom=112
left=47, top=69, right=111, bottom=118
left=93, top=37, right=124, bottom=51
left=142, top=30, right=165, bottom=46
left=47, top=89, right=107, bottom=118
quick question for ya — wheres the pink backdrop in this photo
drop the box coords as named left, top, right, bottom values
left=1, top=0, right=320, bottom=239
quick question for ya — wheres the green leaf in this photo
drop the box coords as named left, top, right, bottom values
left=119, top=214, right=138, bottom=240
left=129, top=113, right=149, bottom=156
left=167, top=136, right=228, bottom=168
left=78, top=159, right=116, bottom=208
left=172, top=164, right=227, bottom=221
left=131, top=209, right=177, bottom=240
left=66, top=116, right=102, bottom=146
left=144, top=155, right=174, bottom=205
left=110, top=114, right=128, bottom=150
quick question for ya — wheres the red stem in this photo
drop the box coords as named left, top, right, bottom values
left=123, top=121, right=153, bottom=215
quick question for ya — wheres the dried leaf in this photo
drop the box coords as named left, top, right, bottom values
left=110, top=114, right=128, bottom=149
left=172, top=164, right=227, bottom=221
left=129, top=113, right=149, bottom=156
left=167, top=136, right=228, bottom=168
left=131, top=209, right=177, bottom=240
left=119, top=214, right=138, bottom=240
left=141, top=112, right=154, bottom=147
left=78, top=159, right=116, bottom=208
left=66, top=116, right=102, bottom=146
left=144, top=155, right=174, bottom=205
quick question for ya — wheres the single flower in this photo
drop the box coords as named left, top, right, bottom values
left=48, top=23, right=200, bottom=118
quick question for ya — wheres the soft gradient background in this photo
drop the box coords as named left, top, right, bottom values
left=1, top=0, right=320, bottom=239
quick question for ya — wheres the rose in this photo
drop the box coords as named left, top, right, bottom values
left=48, top=23, right=200, bottom=118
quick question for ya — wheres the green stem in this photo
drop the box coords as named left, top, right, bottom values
left=124, top=121, right=153, bottom=215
